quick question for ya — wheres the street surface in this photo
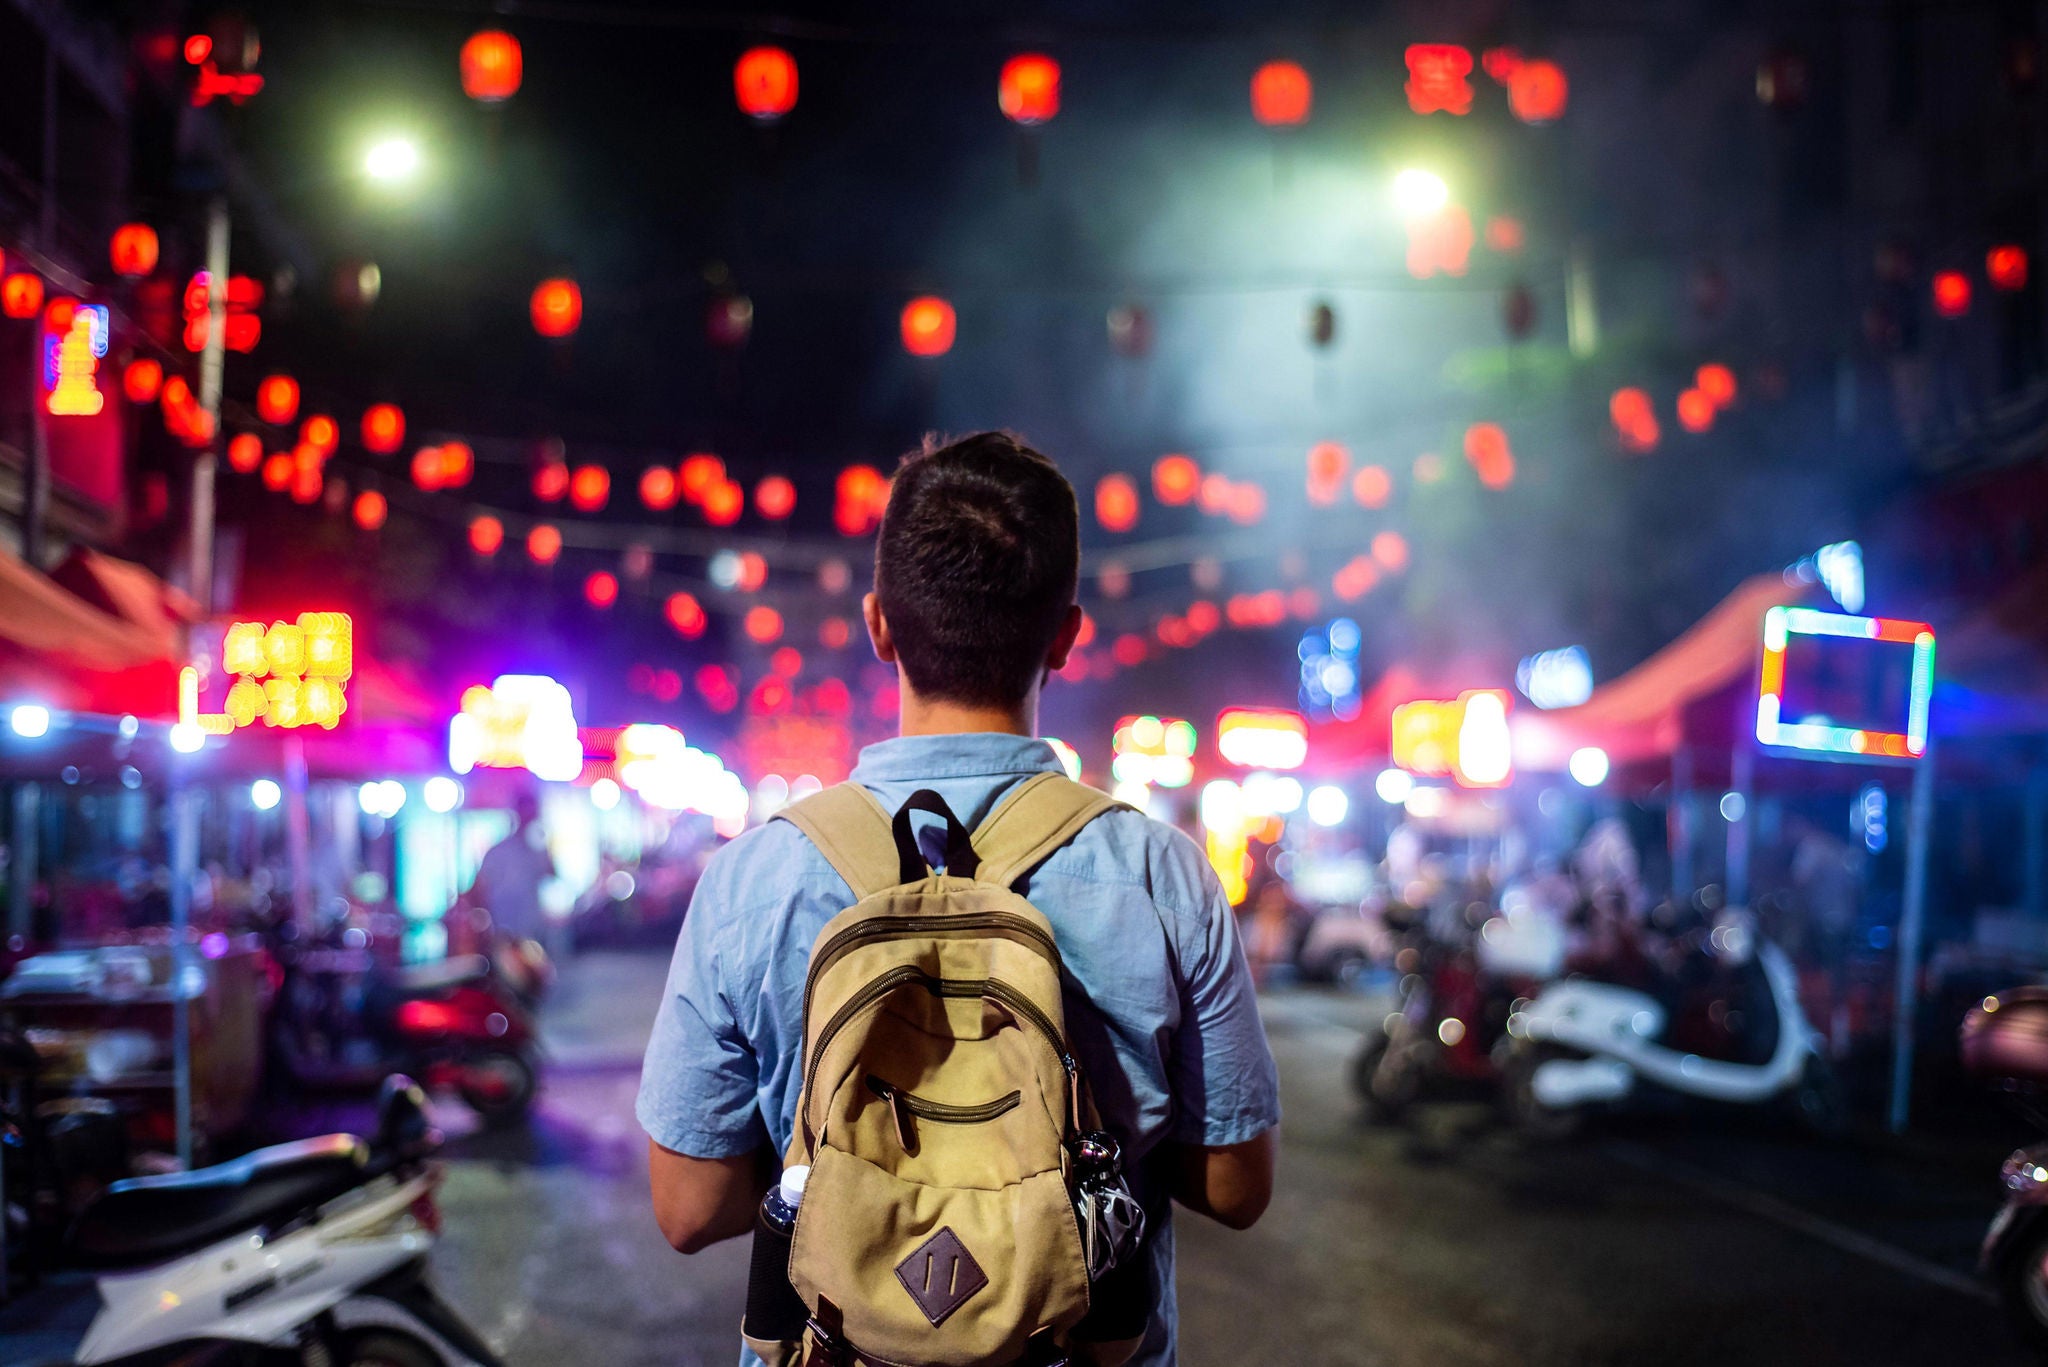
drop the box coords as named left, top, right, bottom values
left=428, top=952, right=2035, bottom=1364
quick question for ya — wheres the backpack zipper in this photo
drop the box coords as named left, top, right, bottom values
left=800, top=967, right=1076, bottom=1150
left=865, top=1075, right=1023, bottom=1124
left=800, top=911, right=1062, bottom=1026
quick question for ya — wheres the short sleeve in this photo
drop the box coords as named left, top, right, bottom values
left=635, top=868, right=769, bottom=1159
left=1163, top=845, right=1282, bottom=1146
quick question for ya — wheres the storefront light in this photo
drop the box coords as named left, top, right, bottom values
left=9, top=704, right=51, bottom=738
left=1306, top=784, right=1349, bottom=827
left=423, top=776, right=462, bottom=813
left=591, top=776, right=622, bottom=812
left=168, top=722, right=206, bottom=754
left=1111, top=779, right=1152, bottom=813
left=1374, top=768, right=1413, bottom=804
left=1568, top=746, right=1609, bottom=787
left=250, top=778, right=282, bottom=810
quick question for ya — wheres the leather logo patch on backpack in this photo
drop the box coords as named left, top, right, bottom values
left=894, top=1226, right=988, bottom=1326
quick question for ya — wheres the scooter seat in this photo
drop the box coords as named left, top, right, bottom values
left=68, top=1133, right=368, bottom=1267
left=390, top=954, right=491, bottom=996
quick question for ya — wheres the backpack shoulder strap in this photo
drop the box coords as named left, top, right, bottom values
left=772, top=782, right=902, bottom=901
left=970, top=771, right=1129, bottom=889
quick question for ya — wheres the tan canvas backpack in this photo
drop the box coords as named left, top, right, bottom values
left=744, top=772, right=1147, bottom=1367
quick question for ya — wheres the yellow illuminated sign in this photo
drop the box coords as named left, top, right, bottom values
left=182, top=613, right=352, bottom=734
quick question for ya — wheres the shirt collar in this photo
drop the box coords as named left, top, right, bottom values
left=851, top=733, right=1066, bottom=783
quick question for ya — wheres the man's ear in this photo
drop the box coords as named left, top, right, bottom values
left=1044, top=604, right=1085, bottom=671
left=863, top=592, right=897, bottom=664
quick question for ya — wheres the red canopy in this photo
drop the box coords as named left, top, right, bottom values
left=1515, top=573, right=1822, bottom=771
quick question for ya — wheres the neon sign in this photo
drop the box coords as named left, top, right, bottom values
left=1216, top=708, right=1309, bottom=770
left=1111, top=715, right=1196, bottom=789
left=181, top=613, right=353, bottom=734
left=1404, top=44, right=1474, bottom=115
left=43, top=305, right=109, bottom=416
left=1756, top=606, right=1934, bottom=759
left=449, top=675, right=583, bottom=781
left=1390, top=689, right=1513, bottom=788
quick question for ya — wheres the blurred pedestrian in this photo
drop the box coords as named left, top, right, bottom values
left=469, top=792, right=554, bottom=946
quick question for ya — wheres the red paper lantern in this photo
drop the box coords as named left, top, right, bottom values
left=227, top=432, right=263, bottom=473
left=439, top=442, right=475, bottom=488
left=1610, top=388, right=1661, bottom=453
left=461, top=29, right=522, bottom=102
left=640, top=465, right=679, bottom=510
left=1351, top=465, right=1392, bottom=509
left=361, top=403, right=405, bottom=455
left=770, top=646, right=802, bottom=678
left=679, top=453, right=725, bottom=503
left=257, top=374, right=299, bottom=425
left=999, top=54, right=1060, bottom=124
left=1933, top=269, right=1972, bottom=318
left=584, top=570, right=619, bottom=609
left=703, top=478, right=745, bottom=526
left=1371, top=531, right=1409, bottom=573
left=527, top=523, right=562, bottom=564
left=531, top=278, right=582, bottom=338
left=1306, top=441, right=1350, bottom=504
left=411, top=447, right=446, bottom=491
left=1405, top=44, right=1474, bottom=116
left=733, top=551, right=768, bottom=592
left=735, top=46, right=797, bottom=120
left=900, top=296, right=957, bottom=356
left=261, top=452, right=292, bottom=491
left=1695, top=363, right=1738, bottom=408
left=468, top=515, right=505, bottom=556
left=821, top=618, right=851, bottom=650
left=1508, top=59, right=1569, bottom=123
left=834, top=464, right=889, bottom=535
left=1152, top=454, right=1200, bottom=506
left=1251, top=61, right=1312, bottom=126
left=755, top=475, right=797, bottom=520
left=665, top=592, right=707, bottom=639
left=123, top=358, right=164, bottom=404
left=1989, top=245, right=2029, bottom=292
left=301, top=414, right=339, bottom=457
left=1485, top=217, right=1526, bottom=254
left=353, top=490, right=388, bottom=531
left=744, top=605, right=784, bottom=643
left=110, top=224, right=160, bottom=279
left=1676, top=388, right=1716, bottom=433
left=533, top=461, right=569, bottom=502
left=569, top=464, right=610, bottom=512
left=1095, top=474, right=1140, bottom=532
left=2, top=273, right=43, bottom=319
left=1463, top=423, right=1515, bottom=489
left=1226, top=482, right=1266, bottom=525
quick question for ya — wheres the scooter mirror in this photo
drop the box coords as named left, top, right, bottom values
left=376, top=1074, right=438, bottom=1157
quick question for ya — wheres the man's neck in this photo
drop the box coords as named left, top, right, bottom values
left=896, top=686, right=1037, bottom=739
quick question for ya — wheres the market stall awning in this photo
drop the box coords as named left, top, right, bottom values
left=0, top=543, right=175, bottom=672
left=1515, top=573, right=1822, bottom=770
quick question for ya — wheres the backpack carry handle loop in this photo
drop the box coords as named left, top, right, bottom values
left=890, top=790, right=981, bottom=883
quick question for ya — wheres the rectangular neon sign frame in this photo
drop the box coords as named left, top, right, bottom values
left=1755, top=605, right=1934, bottom=759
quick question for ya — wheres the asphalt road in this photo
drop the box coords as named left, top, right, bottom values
left=420, top=950, right=2037, bottom=1367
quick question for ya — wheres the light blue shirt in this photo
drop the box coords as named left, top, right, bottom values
left=638, top=732, right=1280, bottom=1367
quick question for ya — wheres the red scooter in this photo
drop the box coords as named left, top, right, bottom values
left=267, top=921, right=540, bottom=1126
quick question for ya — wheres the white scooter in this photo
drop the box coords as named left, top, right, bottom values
left=26, top=1077, right=501, bottom=1367
left=1499, top=911, right=1845, bottom=1138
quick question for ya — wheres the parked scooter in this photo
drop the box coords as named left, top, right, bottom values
left=1349, top=900, right=1563, bottom=1123
left=268, top=921, right=540, bottom=1126
left=1499, top=909, right=1843, bottom=1138
left=25, top=1075, right=501, bottom=1366
left=1959, top=987, right=2048, bottom=1350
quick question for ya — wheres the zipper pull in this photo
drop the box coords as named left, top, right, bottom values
left=890, top=1087, right=918, bottom=1155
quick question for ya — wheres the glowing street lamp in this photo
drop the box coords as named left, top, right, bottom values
left=1393, top=168, right=1450, bottom=219
left=364, top=137, right=422, bottom=184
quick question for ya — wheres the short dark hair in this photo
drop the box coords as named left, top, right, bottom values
left=875, top=431, right=1080, bottom=709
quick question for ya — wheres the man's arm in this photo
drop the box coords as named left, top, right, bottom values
left=1166, top=1128, right=1277, bottom=1230
left=647, top=1140, right=776, bottom=1254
